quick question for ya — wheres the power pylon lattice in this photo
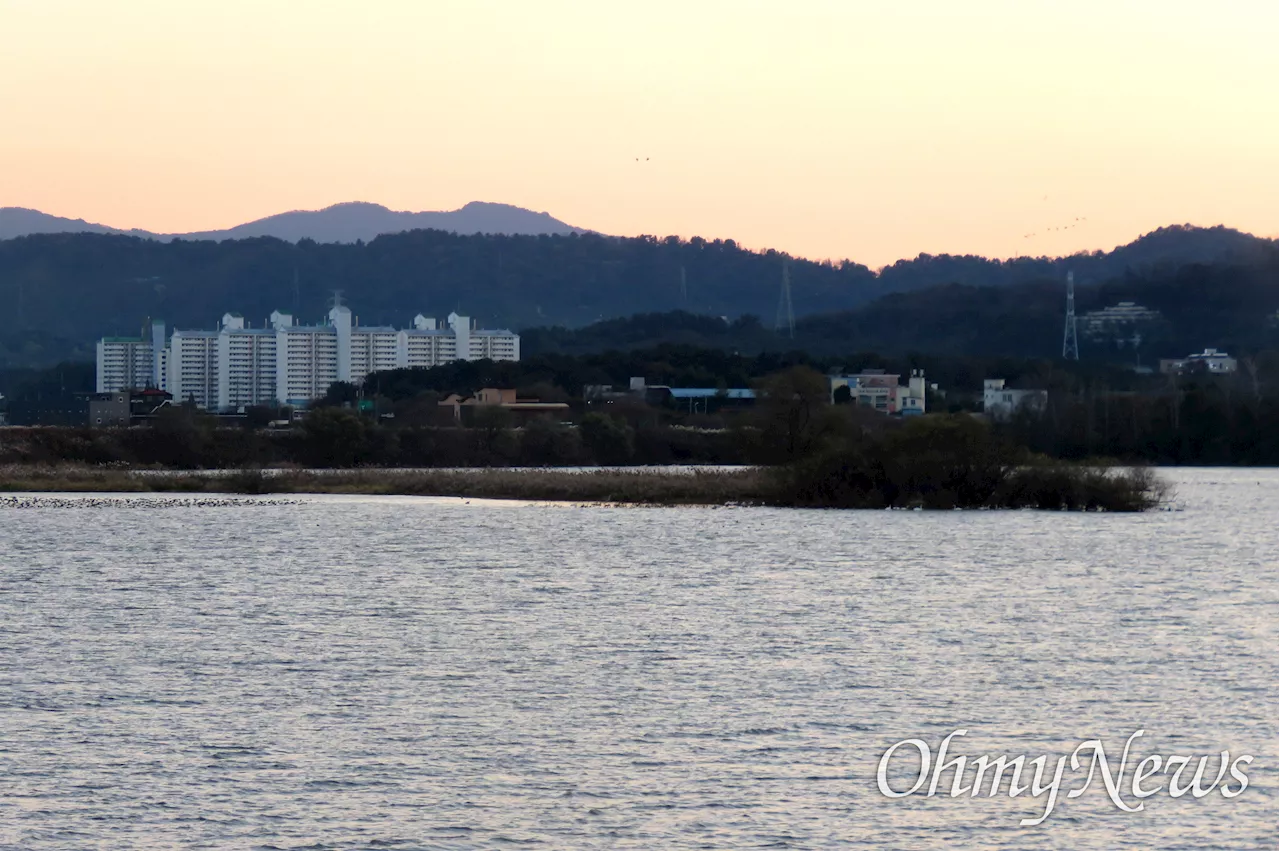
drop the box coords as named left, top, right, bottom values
left=775, top=263, right=795, bottom=339
left=1062, top=271, right=1079, bottom=360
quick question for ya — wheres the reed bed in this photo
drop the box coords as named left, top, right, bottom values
left=0, top=462, right=1167, bottom=511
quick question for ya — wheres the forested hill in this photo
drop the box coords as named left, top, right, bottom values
left=0, top=230, right=881, bottom=366
left=524, top=250, right=1279, bottom=362
left=796, top=250, right=1279, bottom=359
left=875, top=225, right=1273, bottom=293
left=0, top=223, right=1272, bottom=367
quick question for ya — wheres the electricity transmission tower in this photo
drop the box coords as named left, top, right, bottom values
left=775, top=262, right=795, bottom=339
left=1061, top=271, right=1079, bottom=360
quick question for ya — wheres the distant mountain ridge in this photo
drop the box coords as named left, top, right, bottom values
left=0, top=201, right=585, bottom=242
left=0, top=208, right=143, bottom=239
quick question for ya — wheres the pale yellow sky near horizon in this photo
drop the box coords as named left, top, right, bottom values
left=1, top=0, right=1276, bottom=266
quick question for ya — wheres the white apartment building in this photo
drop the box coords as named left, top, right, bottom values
left=96, top=320, right=167, bottom=393
left=168, top=329, right=219, bottom=409
left=96, top=306, right=519, bottom=410
left=216, top=314, right=279, bottom=410
left=470, top=329, right=521, bottom=361
left=96, top=337, right=153, bottom=394
left=349, top=325, right=401, bottom=384
left=273, top=312, right=340, bottom=406
left=402, top=314, right=458, bottom=367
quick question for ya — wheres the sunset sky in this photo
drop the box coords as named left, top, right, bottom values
left=1, top=0, right=1276, bottom=267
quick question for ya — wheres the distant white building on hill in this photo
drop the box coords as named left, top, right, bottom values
left=95, top=306, right=519, bottom=410
left=1082, top=301, right=1163, bottom=342
left=1159, top=348, right=1238, bottom=375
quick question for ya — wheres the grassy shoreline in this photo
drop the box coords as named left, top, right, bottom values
left=0, top=465, right=769, bottom=504
left=0, top=463, right=1168, bottom=511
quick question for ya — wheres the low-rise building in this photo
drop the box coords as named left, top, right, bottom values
left=982, top=379, right=1047, bottom=421
left=585, top=377, right=757, bottom=413
left=439, top=388, right=571, bottom=423
left=662, top=387, right=756, bottom=414
left=829, top=370, right=926, bottom=416
left=1159, top=348, right=1238, bottom=375
left=88, top=388, right=174, bottom=427
left=584, top=377, right=649, bottom=404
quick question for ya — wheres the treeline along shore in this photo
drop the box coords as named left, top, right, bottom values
left=0, top=366, right=1172, bottom=510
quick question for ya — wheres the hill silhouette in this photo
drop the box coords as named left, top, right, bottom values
left=178, top=201, right=586, bottom=242
left=0, top=201, right=584, bottom=242
left=872, top=225, right=1272, bottom=293
left=0, top=208, right=143, bottom=239
left=795, top=248, right=1279, bottom=359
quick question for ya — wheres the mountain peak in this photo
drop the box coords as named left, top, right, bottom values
left=319, top=201, right=393, bottom=212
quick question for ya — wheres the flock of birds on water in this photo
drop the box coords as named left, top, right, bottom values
left=0, top=496, right=301, bottom=509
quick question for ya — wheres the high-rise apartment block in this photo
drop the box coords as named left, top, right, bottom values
left=96, top=320, right=167, bottom=394
left=95, top=307, right=519, bottom=409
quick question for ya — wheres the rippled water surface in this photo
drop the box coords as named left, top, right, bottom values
left=1, top=468, right=1275, bottom=849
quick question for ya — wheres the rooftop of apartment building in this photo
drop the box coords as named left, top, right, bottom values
left=101, top=306, right=519, bottom=342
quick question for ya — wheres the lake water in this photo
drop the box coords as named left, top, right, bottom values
left=0, top=468, right=1275, bottom=849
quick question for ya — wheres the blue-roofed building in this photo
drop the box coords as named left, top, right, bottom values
left=668, top=388, right=756, bottom=400
left=584, top=377, right=757, bottom=413
left=654, top=384, right=757, bottom=413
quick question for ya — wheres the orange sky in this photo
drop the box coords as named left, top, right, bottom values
left=1, top=0, right=1276, bottom=266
